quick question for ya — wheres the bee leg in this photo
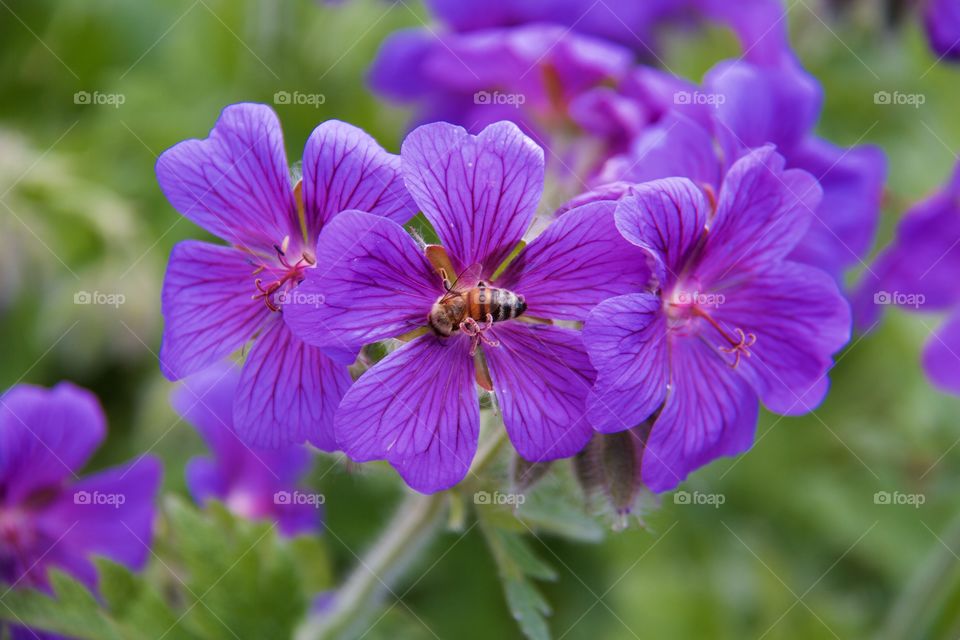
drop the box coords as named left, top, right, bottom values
left=459, top=318, right=482, bottom=356
left=439, top=268, right=452, bottom=291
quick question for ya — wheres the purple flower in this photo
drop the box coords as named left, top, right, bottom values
left=583, top=148, right=850, bottom=492
left=0, top=383, right=161, bottom=638
left=285, top=121, right=650, bottom=492
left=369, top=24, right=633, bottom=145
left=173, top=363, right=321, bottom=536
left=156, top=103, right=416, bottom=450
left=924, top=0, right=960, bottom=61
left=593, top=59, right=887, bottom=283
left=424, top=0, right=790, bottom=63
left=854, top=162, right=960, bottom=392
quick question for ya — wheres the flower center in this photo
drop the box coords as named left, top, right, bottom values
left=252, top=238, right=315, bottom=312
left=665, top=285, right=756, bottom=369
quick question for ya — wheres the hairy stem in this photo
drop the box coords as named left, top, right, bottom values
left=295, top=427, right=508, bottom=640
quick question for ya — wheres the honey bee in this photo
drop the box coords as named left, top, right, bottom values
left=428, top=264, right=527, bottom=341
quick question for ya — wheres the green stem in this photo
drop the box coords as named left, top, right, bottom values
left=876, top=512, right=960, bottom=640
left=295, top=428, right=508, bottom=640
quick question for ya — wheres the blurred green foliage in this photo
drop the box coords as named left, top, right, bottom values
left=2, top=0, right=960, bottom=638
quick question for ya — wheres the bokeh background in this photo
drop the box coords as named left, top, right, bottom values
left=2, top=1, right=960, bottom=638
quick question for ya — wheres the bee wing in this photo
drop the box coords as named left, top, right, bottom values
left=448, top=262, right=483, bottom=291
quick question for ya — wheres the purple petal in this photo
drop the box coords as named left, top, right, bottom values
left=155, top=103, right=296, bottom=251
left=484, top=323, right=595, bottom=462
left=368, top=29, right=438, bottom=102
left=704, top=60, right=822, bottom=156
left=423, top=25, right=632, bottom=103
left=924, top=0, right=960, bottom=61
left=175, top=362, right=312, bottom=484
left=185, top=457, right=226, bottom=505
left=159, top=241, right=268, bottom=381
left=284, top=211, right=440, bottom=353
left=335, top=334, right=478, bottom=493
left=923, top=311, right=960, bottom=393
left=234, top=318, right=351, bottom=450
left=787, top=139, right=886, bottom=280
left=0, top=383, right=105, bottom=505
left=620, top=67, right=715, bottom=130
left=172, top=362, right=243, bottom=461
left=583, top=293, right=669, bottom=433
left=36, top=455, right=161, bottom=588
left=853, top=162, right=960, bottom=328
left=642, top=339, right=758, bottom=493
left=301, top=120, right=416, bottom=241
left=696, top=0, right=792, bottom=66
left=712, top=262, right=850, bottom=414
left=567, top=87, right=649, bottom=153
left=555, top=181, right=635, bottom=215
left=699, top=147, right=821, bottom=282
left=599, top=112, right=721, bottom=188
left=497, top=201, right=651, bottom=320
left=177, top=364, right=319, bottom=536
left=401, top=121, right=544, bottom=273
left=614, top=178, right=710, bottom=285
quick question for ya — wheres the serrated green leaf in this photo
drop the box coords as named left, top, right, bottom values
left=95, top=558, right=187, bottom=638
left=504, top=576, right=552, bottom=640
left=480, top=517, right=556, bottom=640
left=164, top=497, right=309, bottom=640
left=0, top=570, right=120, bottom=640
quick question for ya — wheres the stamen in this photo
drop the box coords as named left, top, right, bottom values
left=692, top=308, right=756, bottom=369
left=251, top=248, right=315, bottom=312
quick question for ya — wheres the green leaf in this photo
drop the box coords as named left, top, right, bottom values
left=95, top=558, right=185, bottom=637
left=0, top=498, right=327, bottom=640
left=0, top=570, right=121, bottom=640
left=480, top=517, right=557, bottom=640
left=162, top=497, right=311, bottom=640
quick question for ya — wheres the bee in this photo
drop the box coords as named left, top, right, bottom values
left=428, top=264, right=527, bottom=341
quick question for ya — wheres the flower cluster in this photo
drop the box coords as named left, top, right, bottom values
left=140, top=1, right=891, bottom=499
left=153, top=96, right=851, bottom=495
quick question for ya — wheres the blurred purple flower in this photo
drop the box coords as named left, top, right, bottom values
left=592, top=59, right=887, bottom=283
left=924, top=0, right=960, bottom=61
left=369, top=24, right=633, bottom=152
left=853, top=162, right=960, bottom=392
left=369, top=0, right=791, bottom=179
left=174, top=363, right=322, bottom=536
left=156, top=103, right=416, bottom=450
left=0, top=383, right=161, bottom=639
left=424, top=0, right=790, bottom=63
left=285, top=121, right=651, bottom=492
left=583, top=148, right=850, bottom=492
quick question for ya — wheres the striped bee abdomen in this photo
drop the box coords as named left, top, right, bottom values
left=467, top=284, right=527, bottom=323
